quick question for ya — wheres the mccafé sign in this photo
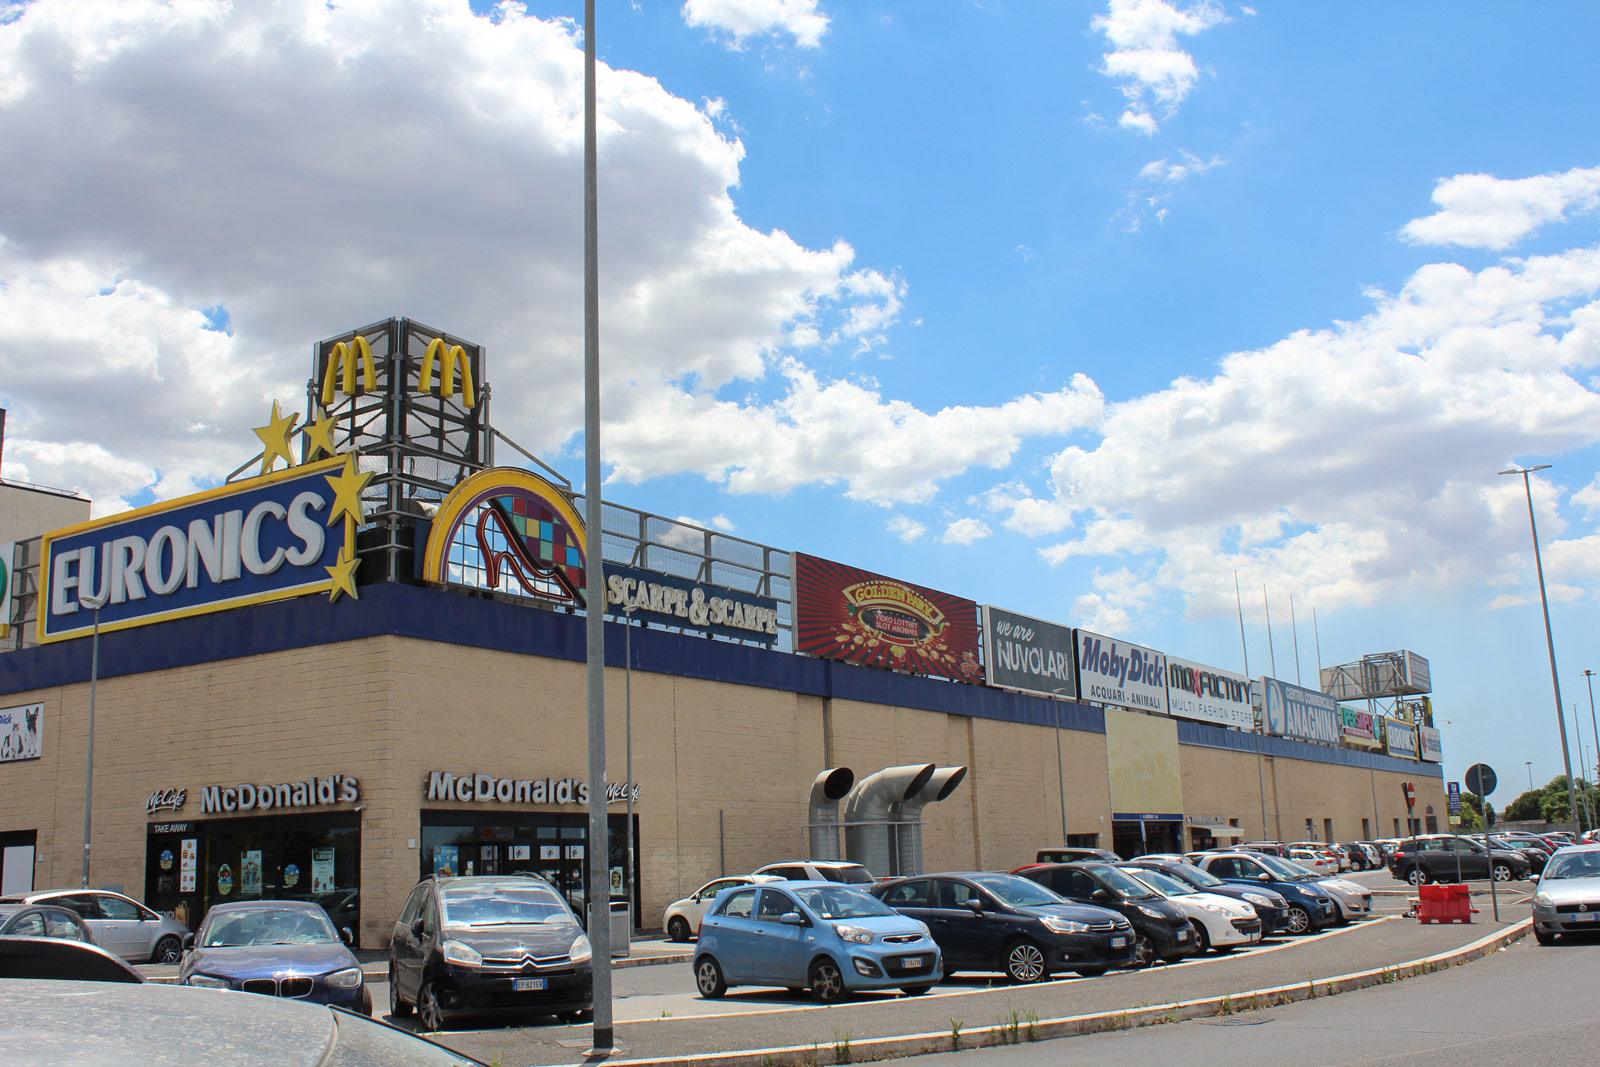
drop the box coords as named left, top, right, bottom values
left=202, top=773, right=360, bottom=813
left=39, top=458, right=350, bottom=642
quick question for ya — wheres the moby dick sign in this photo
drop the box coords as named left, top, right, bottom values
left=794, top=553, right=980, bottom=682
left=1075, top=629, right=1167, bottom=713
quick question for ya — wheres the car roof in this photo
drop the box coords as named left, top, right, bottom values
left=203, top=900, right=325, bottom=915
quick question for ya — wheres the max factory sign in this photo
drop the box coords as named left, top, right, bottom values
left=1164, top=656, right=1253, bottom=730
left=604, top=564, right=779, bottom=645
left=793, top=553, right=981, bottom=682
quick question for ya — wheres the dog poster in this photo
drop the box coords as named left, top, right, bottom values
left=0, top=703, right=42, bottom=763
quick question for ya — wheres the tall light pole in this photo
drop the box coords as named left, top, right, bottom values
left=1500, top=463, right=1581, bottom=832
left=1585, top=670, right=1600, bottom=785
left=581, top=0, right=613, bottom=1052
left=1050, top=689, right=1070, bottom=846
left=80, top=591, right=107, bottom=889
left=1574, top=703, right=1595, bottom=831
left=624, top=605, right=635, bottom=927
left=1526, top=761, right=1534, bottom=790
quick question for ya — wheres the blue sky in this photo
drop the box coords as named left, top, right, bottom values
left=3, top=0, right=1600, bottom=799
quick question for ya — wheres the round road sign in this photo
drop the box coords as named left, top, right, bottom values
left=1466, top=763, right=1498, bottom=797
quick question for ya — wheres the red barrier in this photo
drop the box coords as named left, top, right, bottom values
left=1417, top=883, right=1475, bottom=924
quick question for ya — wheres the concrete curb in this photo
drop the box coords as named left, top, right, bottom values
left=599, top=920, right=1530, bottom=1067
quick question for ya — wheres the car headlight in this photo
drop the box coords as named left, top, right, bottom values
left=1040, top=917, right=1090, bottom=934
left=324, top=966, right=363, bottom=989
left=567, top=934, right=593, bottom=963
left=1137, top=906, right=1165, bottom=919
left=834, top=924, right=873, bottom=944
left=1533, top=892, right=1554, bottom=909
left=441, top=939, right=483, bottom=967
left=185, top=974, right=230, bottom=989
left=1242, top=893, right=1273, bottom=907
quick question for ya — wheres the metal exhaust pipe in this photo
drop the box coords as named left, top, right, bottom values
left=892, top=766, right=968, bottom=876
left=808, top=767, right=855, bottom=861
left=842, top=764, right=936, bottom=877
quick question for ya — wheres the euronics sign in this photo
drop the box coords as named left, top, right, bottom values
left=39, top=458, right=349, bottom=643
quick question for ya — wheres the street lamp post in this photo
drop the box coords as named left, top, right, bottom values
left=80, top=591, right=108, bottom=889
left=624, top=606, right=635, bottom=923
left=1049, top=689, right=1070, bottom=846
left=1526, top=761, right=1534, bottom=790
left=1575, top=703, right=1595, bottom=832
left=1585, top=671, right=1600, bottom=785
left=1501, top=464, right=1582, bottom=832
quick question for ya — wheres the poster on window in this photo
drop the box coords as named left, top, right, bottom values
left=311, top=847, right=335, bottom=893
left=510, top=845, right=531, bottom=861
left=179, top=838, right=197, bottom=893
left=540, top=845, right=560, bottom=861
left=241, top=851, right=262, bottom=897
left=434, top=845, right=459, bottom=877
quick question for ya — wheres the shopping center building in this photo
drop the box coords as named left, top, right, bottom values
left=0, top=320, right=1447, bottom=948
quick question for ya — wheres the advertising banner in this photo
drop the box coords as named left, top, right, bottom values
left=1418, top=724, right=1443, bottom=763
left=1164, top=656, right=1253, bottom=729
left=38, top=457, right=350, bottom=643
left=0, top=540, right=14, bottom=639
left=1339, top=705, right=1379, bottom=747
left=1260, top=676, right=1340, bottom=745
left=793, top=553, right=981, bottom=682
left=604, top=564, right=779, bottom=645
left=1075, top=630, right=1167, bottom=713
left=1383, top=716, right=1419, bottom=759
left=980, top=605, right=1074, bottom=696
left=0, top=703, right=41, bottom=763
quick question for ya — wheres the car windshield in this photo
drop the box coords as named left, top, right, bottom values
left=1167, top=865, right=1226, bottom=889
left=1256, top=855, right=1318, bottom=881
left=441, top=886, right=571, bottom=926
left=1544, top=853, right=1600, bottom=880
left=822, top=867, right=875, bottom=885
left=1089, top=865, right=1160, bottom=900
left=792, top=886, right=896, bottom=919
left=971, top=874, right=1064, bottom=908
left=201, top=909, right=338, bottom=947
left=1121, top=868, right=1197, bottom=897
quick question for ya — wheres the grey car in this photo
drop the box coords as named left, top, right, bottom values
left=1532, top=843, right=1600, bottom=945
left=0, top=889, right=190, bottom=963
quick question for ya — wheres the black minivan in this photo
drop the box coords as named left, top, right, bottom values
left=871, top=872, right=1136, bottom=981
left=1015, top=862, right=1196, bottom=966
left=388, top=875, right=593, bottom=1032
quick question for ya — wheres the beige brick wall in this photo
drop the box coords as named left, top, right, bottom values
left=0, top=630, right=1451, bottom=948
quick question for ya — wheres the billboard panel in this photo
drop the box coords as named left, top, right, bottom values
left=1075, top=630, right=1167, bottom=713
left=980, top=605, right=1074, bottom=696
left=604, top=564, right=779, bottom=644
left=1260, top=676, right=1340, bottom=745
left=793, top=553, right=981, bottom=682
left=0, top=702, right=41, bottom=763
left=1164, top=656, right=1253, bottom=730
left=1418, top=724, right=1443, bottom=763
left=1383, top=716, right=1419, bottom=759
left=1340, top=704, right=1379, bottom=747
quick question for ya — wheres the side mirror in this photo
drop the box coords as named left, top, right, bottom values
left=181, top=933, right=195, bottom=952
left=780, top=912, right=808, bottom=927
left=341, top=927, right=355, bottom=946
left=965, top=898, right=986, bottom=915
left=1257, top=873, right=1272, bottom=883
left=1090, top=888, right=1113, bottom=904
left=410, top=917, right=425, bottom=938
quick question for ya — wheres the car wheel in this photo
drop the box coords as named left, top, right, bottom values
left=356, top=987, right=373, bottom=1016
left=666, top=916, right=693, bottom=943
left=1284, top=905, right=1313, bottom=935
left=694, top=955, right=727, bottom=999
left=1073, top=966, right=1109, bottom=978
left=1002, top=939, right=1048, bottom=983
left=559, top=1009, right=592, bottom=1024
left=416, top=977, right=447, bottom=1033
left=900, top=984, right=932, bottom=996
left=1190, top=920, right=1211, bottom=953
left=153, top=935, right=182, bottom=964
left=1492, top=864, right=1513, bottom=883
left=1405, top=867, right=1430, bottom=887
left=388, top=967, right=412, bottom=1017
left=1534, top=926, right=1556, bottom=946
left=808, top=957, right=847, bottom=1004
left=1131, top=934, right=1156, bottom=968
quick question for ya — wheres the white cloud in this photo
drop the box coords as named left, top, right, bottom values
left=1139, top=150, right=1225, bottom=184
left=888, top=515, right=925, bottom=543
left=990, top=243, right=1600, bottom=626
left=682, top=0, right=829, bottom=50
left=942, top=518, right=991, bottom=545
left=1401, top=166, right=1600, bottom=251
left=1072, top=568, right=1157, bottom=634
left=1091, top=0, right=1228, bottom=136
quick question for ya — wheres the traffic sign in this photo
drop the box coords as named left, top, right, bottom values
left=1447, top=781, right=1462, bottom=815
left=1466, top=763, right=1498, bottom=797
left=1402, top=781, right=1416, bottom=811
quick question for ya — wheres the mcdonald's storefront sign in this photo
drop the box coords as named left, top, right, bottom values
left=38, top=457, right=351, bottom=643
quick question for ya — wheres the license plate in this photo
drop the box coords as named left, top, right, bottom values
left=1571, top=913, right=1598, bottom=922
left=513, top=978, right=547, bottom=991
left=900, top=956, right=924, bottom=967
left=1177, top=929, right=1188, bottom=940
left=1110, top=937, right=1127, bottom=948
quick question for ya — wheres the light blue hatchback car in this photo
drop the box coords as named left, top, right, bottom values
left=694, top=880, right=941, bottom=1003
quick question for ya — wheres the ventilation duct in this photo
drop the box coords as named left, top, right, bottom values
left=807, top=767, right=855, bottom=861
left=842, top=763, right=936, bottom=877
left=891, top=765, right=968, bottom=877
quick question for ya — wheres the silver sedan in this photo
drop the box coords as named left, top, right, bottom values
left=1532, top=843, right=1600, bottom=945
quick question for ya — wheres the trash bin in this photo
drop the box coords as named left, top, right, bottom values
left=587, top=900, right=632, bottom=957
left=1417, top=883, right=1474, bottom=924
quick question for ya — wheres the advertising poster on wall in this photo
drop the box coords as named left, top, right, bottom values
left=1382, top=716, right=1420, bottom=759
left=0, top=703, right=42, bottom=763
left=980, top=605, right=1075, bottom=696
left=1075, top=630, right=1167, bottom=713
left=311, top=847, right=335, bottom=893
left=434, top=845, right=459, bottom=877
left=1164, top=656, right=1253, bottom=729
left=1260, top=677, right=1340, bottom=744
left=1418, top=724, right=1443, bottom=762
left=241, top=851, right=262, bottom=897
left=604, top=564, right=780, bottom=645
left=179, top=838, right=197, bottom=893
left=793, top=553, right=981, bottom=682
left=1340, top=705, right=1379, bottom=747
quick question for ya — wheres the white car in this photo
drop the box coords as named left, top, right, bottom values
left=1312, top=874, right=1375, bottom=922
left=662, top=876, right=778, bottom=942
left=1118, top=866, right=1263, bottom=952
left=751, top=861, right=876, bottom=885
left=1286, top=848, right=1337, bottom=875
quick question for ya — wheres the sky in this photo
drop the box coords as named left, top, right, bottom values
left=3, top=0, right=1600, bottom=800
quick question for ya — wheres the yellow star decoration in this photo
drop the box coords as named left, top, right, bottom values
left=324, top=455, right=372, bottom=528
left=253, top=400, right=301, bottom=475
left=327, top=516, right=361, bottom=603
left=301, top=410, right=338, bottom=460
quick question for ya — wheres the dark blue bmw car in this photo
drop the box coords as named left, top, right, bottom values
left=179, top=900, right=369, bottom=1014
